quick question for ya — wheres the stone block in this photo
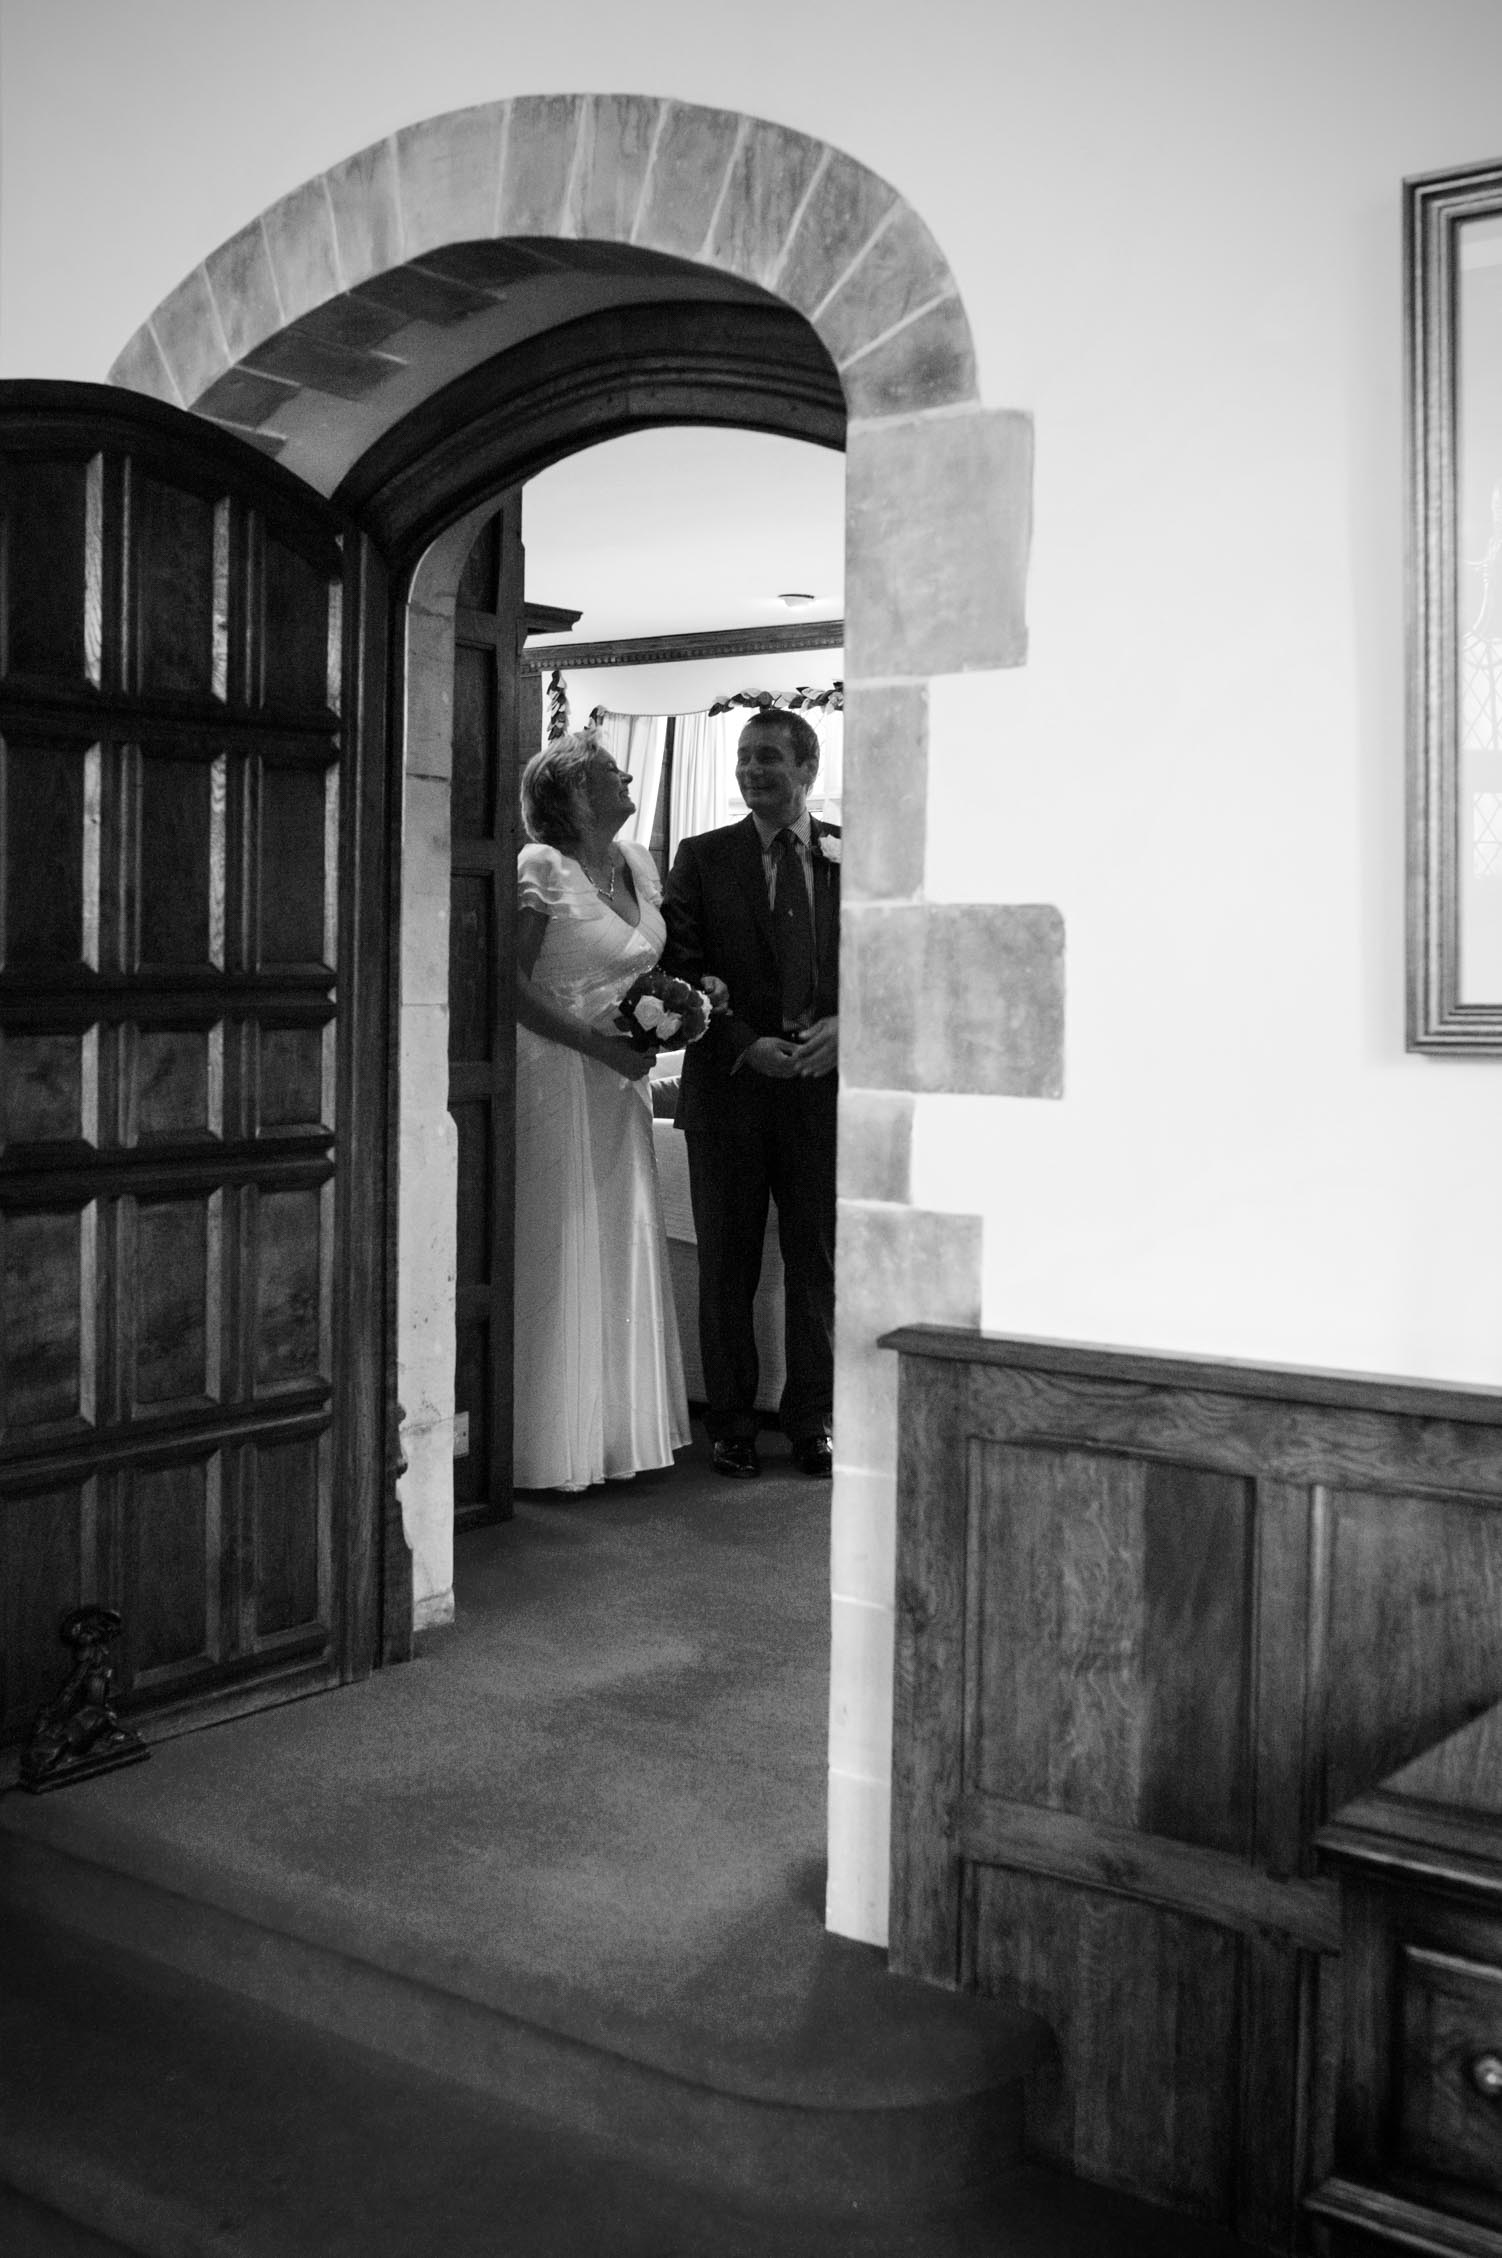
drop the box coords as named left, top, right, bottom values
left=840, top=684, right=927, bottom=901
left=498, top=94, right=584, bottom=238
left=413, top=1586, right=456, bottom=1634
left=825, top=1767, right=890, bottom=1946
left=816, top=206, right=956, bottom=366
left=775, top=155, right=896, bottom=317
left=291, top=291, right=409, bottom=354
left=244, top=324, right=401, bottom=401
left=707, top=118, right=825, bottom=288
left=396, top=104, right=507, bottom=260
left=399, top=998, right=452, bottom=1115
left=570, top=93, right=662, bottom=243
left=396, top=1305, right=455, bottom=1435
left=400, top=890, right=450, bottom=1013
left=830, top=1465, right=898, bottom=1610
left=324, top=136, right=404, bottom=291
left=151, top=265, right=231, bottom=408
left=834, top=1332, right=898, bottom=1478
left=353, top=264, right=492, bottom=326
left=403, top=772, right=452, bottom=904
left=838, top=1198, right=982, bottom=1334
left=844, top=903, right=1064, bottom=1096
left=836, top=1200, right=984, bottom=1482
left=634, top=102, right=742, bottom=258
left=840, top=294, right=977, bottom=420
left=398, top=1417, right=454, bottom=1613
left=109, top=323, right=180, bottom=405
left=403, top=607, right=456, bottom=780
left=195, top=364, right=299, bottom=430
left=262, top=175, right=343, bottom=326
left=845, top=408, right=1032, bottom=678
left=837, top=1090, right=914, bottom=1204
left=829, top=1593, right=895, bottom=1778
left=418, top=239, right=561, bottom=288
left=205, top=220, right=284, bottom=364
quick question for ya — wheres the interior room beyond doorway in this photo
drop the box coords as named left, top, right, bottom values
left=450, top=424, right=847, bottom=1547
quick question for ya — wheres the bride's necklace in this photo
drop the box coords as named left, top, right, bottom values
left=579, top=849, right=616, bottom=902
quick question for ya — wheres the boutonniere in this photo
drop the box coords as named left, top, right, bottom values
left=814, top=831, right=842, bottom=865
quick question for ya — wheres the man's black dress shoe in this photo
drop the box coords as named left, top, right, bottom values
left=711, top=1439, right=760, bottom=1479
left=792, top=1435, right=834, bottom=1478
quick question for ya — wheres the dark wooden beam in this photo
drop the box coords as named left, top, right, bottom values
left=522, top=617, right=844, bottom=673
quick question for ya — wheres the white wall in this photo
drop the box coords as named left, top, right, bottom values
left=10, top=0, right=1502, bottom=1946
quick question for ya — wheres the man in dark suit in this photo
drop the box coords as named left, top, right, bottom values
left=662, top=710, right=839, bottom=1479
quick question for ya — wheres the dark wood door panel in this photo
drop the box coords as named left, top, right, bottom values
left=0, top=451, right=105, bottom=695
left=0, top=381, right=391, bottom=1746
left=448, top=498, right=522, bottom=1530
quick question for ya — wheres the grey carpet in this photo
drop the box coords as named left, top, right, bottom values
left=4, top=1431, right=1040, bottom=2106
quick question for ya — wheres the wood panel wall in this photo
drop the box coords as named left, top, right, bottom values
left=882, top=1329, right=1502, bottom=2252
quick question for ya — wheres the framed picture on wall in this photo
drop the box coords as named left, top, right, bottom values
left=1408, top=157, right=1502, bottom=1050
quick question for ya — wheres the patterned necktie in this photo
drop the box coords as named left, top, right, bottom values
left=772, top=827, right=816, bottom=1028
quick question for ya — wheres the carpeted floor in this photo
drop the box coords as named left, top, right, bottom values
left=14, top=1425, right=1020, bottom=2104
left=1, top=1426, right=1258, bottom=2255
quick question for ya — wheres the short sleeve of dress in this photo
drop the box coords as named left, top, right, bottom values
left=620, top=840, right=662, bottom=908
left=517, top=843, right=592, bottom=919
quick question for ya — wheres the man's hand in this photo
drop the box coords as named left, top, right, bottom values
left=792, top=1016, right=838, bottom=1077
left=742, top=1035, right=803, bottom=1078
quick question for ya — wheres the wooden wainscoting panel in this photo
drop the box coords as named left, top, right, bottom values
left=1321, top=1485, right=1502, bottom=1821
left=964, top=1361, right=1502, bottom=1499
left=965, top=1440, right=1255, bottom=1854
left=889, top=1351, right=971, bottom=1981
left=969, top=1864, right=1242, bottom=2217
left=884, top=1329, right=1502, bottom=2252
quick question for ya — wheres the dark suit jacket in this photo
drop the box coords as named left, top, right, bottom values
left=662, top=814, right=840, bottom=1134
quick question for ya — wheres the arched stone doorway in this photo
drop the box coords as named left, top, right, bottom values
left=110, top=97, right=1050, bottom=1943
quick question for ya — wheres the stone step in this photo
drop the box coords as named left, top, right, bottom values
left=0, top=1910, right=1234, bottom=2258
left=0, top=1910, right=946, bottom=2258
left=0, top=1823, right=1047, bottom=2228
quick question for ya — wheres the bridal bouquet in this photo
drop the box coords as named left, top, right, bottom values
left=615, top=969, right=714, bottom=1053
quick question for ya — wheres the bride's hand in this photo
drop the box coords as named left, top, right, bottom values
left=588, top=1031, right=653, bottom=1081
left=701, top=975, right=731, bottom=1017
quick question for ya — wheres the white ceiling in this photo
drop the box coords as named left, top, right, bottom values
left=521, top=426, right=845, bottom=645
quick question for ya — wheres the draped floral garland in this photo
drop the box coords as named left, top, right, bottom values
left=705, top=682, right=843, bottom=717
left=546, top=667, right=571, bottom=742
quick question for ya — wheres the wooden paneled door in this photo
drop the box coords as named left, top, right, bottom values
left=447, top=499, right=537, bottom=1529
left=0, top=383, right=392, bottom=1752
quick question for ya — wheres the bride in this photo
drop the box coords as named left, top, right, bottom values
left=512, top=729, right=691, bottom=1491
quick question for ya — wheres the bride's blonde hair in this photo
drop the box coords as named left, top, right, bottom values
left=520, top=730, right=611, bottom=847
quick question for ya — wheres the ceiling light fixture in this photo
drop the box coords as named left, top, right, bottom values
left=778, top=592, right=815, bottom=608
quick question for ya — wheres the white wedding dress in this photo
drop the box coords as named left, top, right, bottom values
left=512, top=840, right=690, bottom=1491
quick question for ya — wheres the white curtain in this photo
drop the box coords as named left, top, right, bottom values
left=588, top=711, right=669, bottom=851
left=669, top=710, right=742, bottom=852
left=668, top=704, right=845, bottom=853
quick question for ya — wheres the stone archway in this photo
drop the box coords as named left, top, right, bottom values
left=110, top=97, right=1059, bottom=1945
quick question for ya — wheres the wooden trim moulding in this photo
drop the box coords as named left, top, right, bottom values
left=521, top=618, right=845, bottom=673
left=878, top=1325, right=1502, bottom=1427
left=959, top=1790, right=1343, bottom=1952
